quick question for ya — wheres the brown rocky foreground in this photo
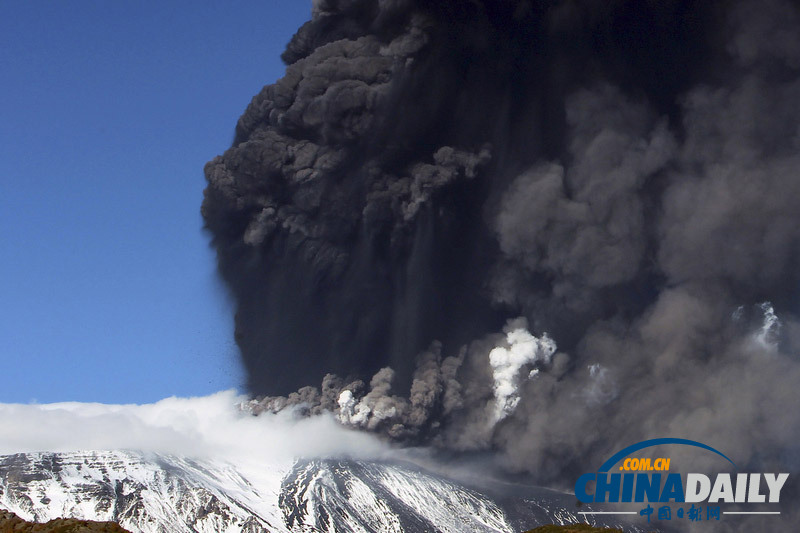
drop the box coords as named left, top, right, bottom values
left=0, top=509, right=631, bottom=533
left=525, top=526, right=625, bottom=533
left=0, top=509, right=130, bottom=533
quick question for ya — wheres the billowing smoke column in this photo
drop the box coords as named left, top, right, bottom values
left=204, top=0, right=800, bottom=501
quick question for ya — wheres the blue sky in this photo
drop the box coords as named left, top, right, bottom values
left=0, top=1, right=311, bottom=403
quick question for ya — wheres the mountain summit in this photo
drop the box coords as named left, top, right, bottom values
left=0, top=451, right=643, bottom=533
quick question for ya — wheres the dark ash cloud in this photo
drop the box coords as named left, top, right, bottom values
left=204, top=1, right=800, bottom=527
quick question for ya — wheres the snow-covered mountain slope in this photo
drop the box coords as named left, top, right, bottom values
left=0, top=451, right=288, bottom=533
left=0, top=451, right=643, bottom=533
left=281, top=459, right=512, bottom=532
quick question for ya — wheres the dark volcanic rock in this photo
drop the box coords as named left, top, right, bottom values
left=0, top=508, right=130, bottom=533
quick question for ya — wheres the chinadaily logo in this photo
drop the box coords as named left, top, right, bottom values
left=574, top=438, right=788, bottom=524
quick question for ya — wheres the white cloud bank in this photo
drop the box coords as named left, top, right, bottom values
left=0, top=390, right=392, bottom=463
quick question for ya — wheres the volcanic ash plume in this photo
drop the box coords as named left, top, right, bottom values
left=204, top=0, right=800, bottom=502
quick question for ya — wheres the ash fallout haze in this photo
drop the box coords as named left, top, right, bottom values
left=204, top=0, right=800, bottom=519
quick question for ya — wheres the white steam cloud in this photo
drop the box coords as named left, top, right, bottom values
left=488, top=318, right=556, bottom=421
left=753, top=301, right=781, bottom=351
left=0, top=390, right=391, bottom=464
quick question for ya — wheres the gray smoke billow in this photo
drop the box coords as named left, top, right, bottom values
left=204, top=0, right=800, bottom=524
